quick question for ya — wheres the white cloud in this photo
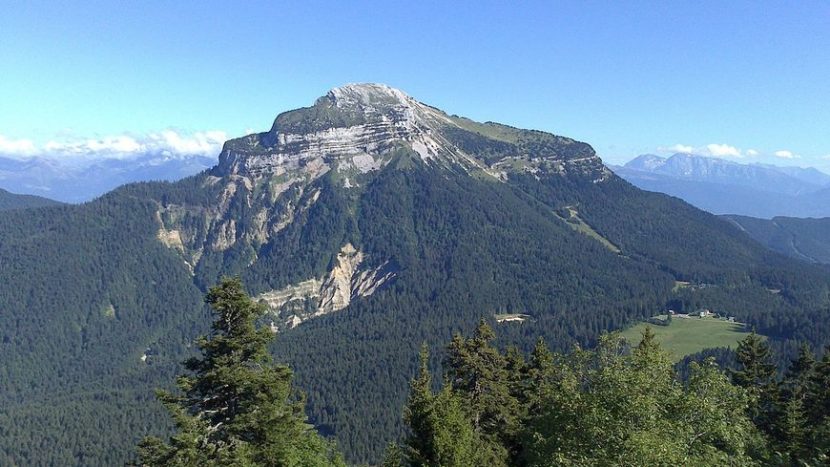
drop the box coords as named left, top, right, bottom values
left=705, top=143, right=742, bottom=158
left=774, top=150, right=798, bottom=159
left=657, top=143, right=744, bottom=158
left=45, top=135, right=143, bottom=157
left=657, top=144, right=694, bottom=154
left=0, top=130, right=228, bottom=161
left=145, top=130, right=227, bottom=158
left=745, top=149, right=759, bottom=157
left=0, top=135, right=37, bottom=156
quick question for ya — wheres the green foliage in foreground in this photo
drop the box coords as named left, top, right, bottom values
left=136, top=278, right=343, bottom=466
left=134, top=277, right=830, bottom=466
left=387, top=323, right=830, bottom=467
left=621, top=315, right=752, bottom=361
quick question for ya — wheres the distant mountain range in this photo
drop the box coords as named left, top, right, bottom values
left=0, top=187, right=62, bottom=211
left=611, top=153, right=830, bottom=218
left=0, top=153, right=217, bottom=203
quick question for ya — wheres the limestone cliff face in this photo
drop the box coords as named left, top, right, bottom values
left=214, top=83, right=609, bottom=185
left=256, top=243, right=396, bottom=331
left=150, top=83, right=611, bottom=329
left=215, top=83, right=477, bottom=183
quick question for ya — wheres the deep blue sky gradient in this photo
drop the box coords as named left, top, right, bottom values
left=2, top=1, right=829, bottom=166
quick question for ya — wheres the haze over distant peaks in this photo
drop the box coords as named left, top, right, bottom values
left=612, top=152, right=830, bottom=218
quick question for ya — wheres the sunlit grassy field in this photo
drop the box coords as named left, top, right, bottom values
left=621, top=315, right=752, bottom=361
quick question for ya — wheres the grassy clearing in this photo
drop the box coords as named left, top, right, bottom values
left=553, top=206, right=621, bottom=254
left=621, top=316, right=752, bottom=362
left=673, top=280, right=691, bottom=292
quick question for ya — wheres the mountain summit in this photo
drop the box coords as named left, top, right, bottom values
left=216, top=83, right=609, bottom=183
left=326, top=83, right=420, bottom=111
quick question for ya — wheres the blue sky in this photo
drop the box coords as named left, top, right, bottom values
left=1, top=0, right=829, bottom=168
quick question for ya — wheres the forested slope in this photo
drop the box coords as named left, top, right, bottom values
left=0, top=187, right=61, bottom=211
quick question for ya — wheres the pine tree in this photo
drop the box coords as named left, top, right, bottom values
left=803, top=347, right=830, bottom=462
left=136, top=277, right=343, bottom=466
left=732, top=332, right=779, bottom=439
left=398, top=344, right=501, bottom=467
left=776, top=343, right=815, bottom=461
left=784, top=343, right=815, bottom=390
left=807, top=347, right=830, bottom=424
left=444, top=320, right=519, bottom=463
left=524, top=338, right=554, bottom=410
left=733, top=332, right=777, bottom=390
left=401, top=344, right=438, bottom=465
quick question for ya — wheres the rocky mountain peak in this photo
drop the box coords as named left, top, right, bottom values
left=214, top=84, right=609, bottom=183
left=625, top=154, right=666, bottom=171
left=325, top=83, right=416, bottom=111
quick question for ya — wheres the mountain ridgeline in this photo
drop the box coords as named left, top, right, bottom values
left=612, top=153, right=830, bottom=218
left=0, top=153, right=217, bottom=203
left=726, top=215, right=830, bottom=265
left=0, top=187, right=61, bottom=211
left=1, top=84, right=829, bottom=465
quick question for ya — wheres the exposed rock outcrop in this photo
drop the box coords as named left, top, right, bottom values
left=152, top=83, right=611, bottom=284
left=257, top=243, right=396, bottom=330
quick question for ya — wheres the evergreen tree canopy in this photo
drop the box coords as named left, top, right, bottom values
left=136, top=277, right=343, bottom=466
left=391, top=326, right=765, bottom=467
left=444, top=320, right=523, bottom=458
left=399, top=344, right=502, bottom=467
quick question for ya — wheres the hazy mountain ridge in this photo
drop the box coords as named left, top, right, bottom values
left=0, top=187, right=62, bottom=210
left=725, top=215, right=830, bottom=265
left=2, top=84, right=829, bottom=465
left=612, top=153, right=830, bottom=217
left=0, top=152, right=217, bottom=203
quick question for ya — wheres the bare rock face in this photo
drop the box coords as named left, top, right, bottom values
left=149, top=84, right=612, bottom=329
left=256, top=243, right=397, bottom=331
left=215, top=83, right=471, bottom=184
left=318, top=243, right=364, bottom=313
left=211, top=83, right=611, bottom=193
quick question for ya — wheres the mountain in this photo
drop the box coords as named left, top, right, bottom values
left=623, top=152, right=824, bottom=195
left=0, top=152, right=217, bottom=203
left=759, top=164, right=830, bottom=187
left=2, top=84, right=829, bottom=465
left=612, top=153, right=830, bottom=217
left=0, top=187, right=62, bottom=210
left=725, top=215, right=830, bottom=265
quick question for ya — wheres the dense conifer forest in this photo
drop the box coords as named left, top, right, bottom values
left=0, top=187, right=61, bottom=211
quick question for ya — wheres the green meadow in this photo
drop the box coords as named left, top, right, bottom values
left=621, top=315, right=752, bottom=361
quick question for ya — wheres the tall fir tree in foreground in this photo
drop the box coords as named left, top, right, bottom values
left=136, top=277, right=343, bottom=466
